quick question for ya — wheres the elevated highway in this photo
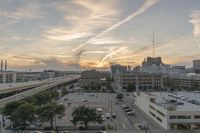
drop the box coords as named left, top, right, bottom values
left=0, top=75, right=80, bottom=108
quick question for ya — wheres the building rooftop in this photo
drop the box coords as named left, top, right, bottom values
left=150, top=92, right=200, bottom=111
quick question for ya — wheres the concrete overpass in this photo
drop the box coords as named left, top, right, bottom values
left=0, top=75, right=80, bottom=108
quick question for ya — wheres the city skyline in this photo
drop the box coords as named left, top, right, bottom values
left=0, top=0, right=200, bottom=71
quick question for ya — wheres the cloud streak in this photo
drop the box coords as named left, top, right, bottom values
left=75, top=0, right=159, bottom=51
left=98, top=47, right=128, bottom=67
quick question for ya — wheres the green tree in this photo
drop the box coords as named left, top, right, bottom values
left=3, top=101, right=26, bottom=116
left=26, top=90, right=60, bottom=105
left=127, top=83, right=136, bottom=92
left=37, top=102, right=65, bottom=129
left=9, top=102, right=36, bottom=128
left=72, top=106, right=102, bottom=129
left=116, top=93, right=124, bottom=100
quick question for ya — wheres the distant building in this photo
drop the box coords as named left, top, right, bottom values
left=16, top=72, right=41, bottom=82
left=134, top=91, right=200, bottom=130
left=79, top=70, right=111, bottom=86
left=114, top=72, right=163, bottom=90
left=110, top=64, right=127, bottom=79
left=171, top=66, right=185, bottom=70
left=193, top=59, right=200, bottom=73
left=142, top=57, right=163, bottom=66
left=0, top=71, right=16, bottom=83
left=163, top=74, right=200, bottom=90
left=140, top=57, right=171, bottom=74
left=138, top=57, right=189, bottom=76
left=16, top=70, right=56, bottom=82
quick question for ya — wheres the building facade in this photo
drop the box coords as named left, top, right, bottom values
left=79, top=70, right=110, bottom=86
left=114, top=72, right=163, bottom=90
left=0, top=71, right=16, bottom=83
left=134, top=91, right=200, bottom=130
left=163, top=74, right=200, bottom=90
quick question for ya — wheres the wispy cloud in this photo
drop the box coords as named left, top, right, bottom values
left=98, top=47, right=128, bottom=67
left=189, top=10, right=200, bottom=37
left=0, top=1, right=44, bottom=20
left=44, top=0, right=120, bottom=42
left=75, top=0, right=159, bottom=51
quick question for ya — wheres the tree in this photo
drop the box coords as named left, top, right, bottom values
left=26, top=90, right=60, bottom=105
left=3, top=101, right=26, bottom=116
left=116, top=93, right=124, bottom=100
left=72, top=106, right=102, bottom=129
left=9, top=102, right=36, bottom=128
left=37, top=102, right=65, bottom=129
left=127, top=83, right=136, bottom=92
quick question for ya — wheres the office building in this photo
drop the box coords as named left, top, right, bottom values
left=163, top=74, right=200, bottom=90
left=139, top=57, right=171, bottom=74
left=114, top=72, right=163, bottom=90
left=134, top=91, right=200, bottom=130
left=79, top=70, right=110, bottom=86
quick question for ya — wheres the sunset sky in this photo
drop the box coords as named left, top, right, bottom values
left=0, top=0, right=200, bottom=71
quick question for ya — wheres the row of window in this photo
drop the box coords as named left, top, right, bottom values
left=170, top=115, right=200, bottom=119
left=149, top=111, right=163, bottom=123
left=169, top=115, right=191, bottom=119
left=149, top=105, right=166, bottom=117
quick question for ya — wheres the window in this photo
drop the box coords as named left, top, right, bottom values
left=194, top=116, right=200, bottom=119
left=157, top=117, right=162, bottom=123
left=149, top=105, right=155, bottom=110
left=169, top=116, right=176, bottom=119
left=156, top=110, right=166, bottom=117
left=149, top=111, right=155, bottom=117
left=177, top=116, right=191, bottom=119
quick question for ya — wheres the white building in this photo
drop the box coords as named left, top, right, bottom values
left=134, top=91, right=200, bottom=130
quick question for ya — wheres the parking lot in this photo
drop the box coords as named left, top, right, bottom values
left=53, top=92, right=135, bottom=131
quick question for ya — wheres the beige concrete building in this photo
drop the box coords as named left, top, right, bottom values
left=79, top=70, right=110, bottom=86
left=114, top=72, right=163, bottom=90
left=163, top=74, right=200, bottom=90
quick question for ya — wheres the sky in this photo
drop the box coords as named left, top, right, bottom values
left=0, top=0, right=200, bottom=71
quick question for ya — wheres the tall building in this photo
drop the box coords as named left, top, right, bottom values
left=193, top=59, right=200, bottom=73
left=110, top=64, right=127, bottom=79
left=140, top=57, right=170, bottom=74
left=142, top=57, right=163, bottom=66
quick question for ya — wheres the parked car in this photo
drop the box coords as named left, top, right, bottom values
left=70, top=117, right=74, bottom=121
left=125, top=109, right=133, bottom=112
left=81, top=98, right=88, bottom=102
left=106, top=113, right=111, bottom=119
left=31, top=131, right=43, bottom=133
left=63, top=131, right=70, bottom=133
left=127, top=111, right=135, bottom=116
left=45, top=131, right=55, bottom=133
left=111, top=113, right=116, bottom=118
